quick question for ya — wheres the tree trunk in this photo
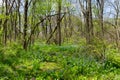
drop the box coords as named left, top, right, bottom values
left=3, top=0, right=8, bottom=45
left=57, top=0, right=62, bottom=46
left=23, top=0, right=28, bottom=50
left=88, top=0, right=94, bottom=44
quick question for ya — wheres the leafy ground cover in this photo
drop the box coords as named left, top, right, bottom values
left=0, top=43, right=120, bottom=80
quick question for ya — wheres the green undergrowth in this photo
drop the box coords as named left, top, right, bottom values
left=0, top=42, right=120, bottom=80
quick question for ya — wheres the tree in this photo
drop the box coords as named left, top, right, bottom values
left=79, top=0, right=94, bottom=44
left=23, top=0, right=29, bottom=50
left=56, top=0, right=62, bottom=46
left=107, top=0, right=120, bottom=49
left=96, top=0, right=104, bottom=38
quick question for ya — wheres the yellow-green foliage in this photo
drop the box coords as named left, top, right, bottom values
left=0, top=42, right=120, bottom=79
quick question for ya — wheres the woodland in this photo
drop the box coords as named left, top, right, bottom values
left=0, top=0, right=120, bottom=80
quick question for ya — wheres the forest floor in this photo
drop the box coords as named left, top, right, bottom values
left=0, top=43, right=120, bottom=80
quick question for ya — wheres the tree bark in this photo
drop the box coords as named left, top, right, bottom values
left=23, top=0, right=28, bottom=50
left=56, top=0, right=62, bottom=46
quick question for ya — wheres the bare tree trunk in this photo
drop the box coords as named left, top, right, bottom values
left=79, top=0, right=94, bottom=44
left=18, top=0, right=21, bottom=39
left=64, top=13, right=67, bottom=39
left=3, top=0, right=8, bottom=45
left=97, top=0, right=104, bottom=38
left=68, top=7, right=72, bottom=37
left=57, top=0, right=62, bottom=46
left=23, top=0, right=28, bottom=50
left=115, top=12, right=119, bottom=48
left=88, top=0, right=94, bottom=44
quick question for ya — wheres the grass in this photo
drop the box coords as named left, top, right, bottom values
left=0, top=42, right=120, bottom=80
